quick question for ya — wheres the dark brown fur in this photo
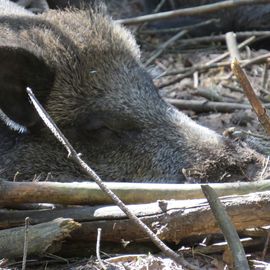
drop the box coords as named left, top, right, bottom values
left=0, top=0, right=267, bottom=182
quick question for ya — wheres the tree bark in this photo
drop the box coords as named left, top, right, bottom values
left=2, top=192, right=270, bottom=246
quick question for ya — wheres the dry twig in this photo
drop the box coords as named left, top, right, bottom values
left=201, top=185, right=250, bottom=270
left=167, top=98, right=270, bottom=113
left=145, top=30, right=188, bottom=66
left=231, top=59, right=270, bottom=135
left=22, top=217, right=29, bottom=270
left=96, top=228, right=106, bottom=270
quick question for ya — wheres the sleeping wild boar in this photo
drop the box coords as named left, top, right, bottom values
left=0, top=0, right=267, bottom=183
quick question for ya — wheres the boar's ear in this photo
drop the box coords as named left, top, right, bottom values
left=0, top=46, right=55, bottom=132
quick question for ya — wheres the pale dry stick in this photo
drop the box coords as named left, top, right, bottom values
left=260, top=156, right=269, bottom=180
left=118, top=0, right=270, bottom=25
left=225, top=32, right=241, bottom=61
left=144, top=30, right=188, bottom=66
left=241, top=52, right=270, bottom=68
left=201, top=185, right=250, bottom=270
left=261, top=230, right=270, bottom=260
left=262, top=63, right=269, bottom=89
left=22, top=217, right=29, bottom=270
left=26, top=87, right=199, bottom=270
left=96, top=228, right=107, bottom=270
left=231, top=59, right=270, bottom=135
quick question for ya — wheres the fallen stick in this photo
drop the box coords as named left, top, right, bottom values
left=1, top=179, right=270, bottom=206
left=189, top=238, right=265, bottom=255
left=202, top=185, right=250, bottom=270
left=118, top=0, right=269, bottom=25
left=145, top=30, right=188, bottom=66
left=0, top=218, right=80, bottom=259
left=232, top=59, right=270, bottom=135
left=167, top=99, right=270, bottom=113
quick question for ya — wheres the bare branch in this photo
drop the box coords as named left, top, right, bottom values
left=201, top=185, right=250, bottom=270
left=231, top=59, right=270, bottom=135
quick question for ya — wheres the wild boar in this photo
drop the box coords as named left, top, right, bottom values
left=0, top=0, right=267, bottom=182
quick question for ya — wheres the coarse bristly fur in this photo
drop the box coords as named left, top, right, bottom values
left=0, top=0, right=268, bottom=182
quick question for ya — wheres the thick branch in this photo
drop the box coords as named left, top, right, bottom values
left=67, top=191, right=270, bottom=244
left=0, top=218, right=80, bottom=259
left=1, top=179, right=270, bottom=206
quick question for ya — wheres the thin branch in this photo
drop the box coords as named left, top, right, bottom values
left=231, top=59, right=270, bottom=135
left=22, top=217, right=29, bottom=270
left=201, top=185, right=250, bottom=270
left=96, top=228, right=106, bottom=270
left=166, top=98, right=270, bottom=113
left=261, top=230, right=270, bottom=260
left=26, top=87, right=199, bottom=270
left=145, top=30, right=188, bottom=66
left=118, top=0, right=269, bottom=25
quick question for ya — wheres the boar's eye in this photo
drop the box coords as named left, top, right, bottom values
left=80, top=112, right=140, bottom=133
left=106, top=118, right=140, bottom=132
left=78, top=112, right=141, bottom=144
